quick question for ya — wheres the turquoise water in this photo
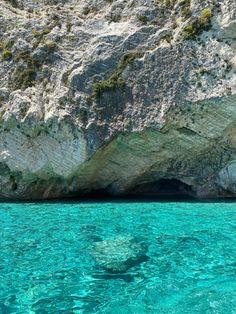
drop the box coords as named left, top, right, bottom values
left=0, top=200, right=236, bottom=313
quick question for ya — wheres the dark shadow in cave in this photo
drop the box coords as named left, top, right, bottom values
left=125, top=178, right=196, bottom=199
left=80, top=179, right=196, bottom=200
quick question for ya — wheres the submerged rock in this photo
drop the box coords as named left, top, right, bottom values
left=92, top=236, right=148, bottom=273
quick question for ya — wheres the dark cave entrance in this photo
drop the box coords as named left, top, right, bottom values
left=80, top=179, right=195, bottom=200
left=126, top=179, right=195, bottom=199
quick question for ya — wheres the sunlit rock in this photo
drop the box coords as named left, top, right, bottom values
left=0, top=0, right=235, bottom=199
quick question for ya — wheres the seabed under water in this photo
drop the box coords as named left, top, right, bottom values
left=0, top=199, right=236, bottom=313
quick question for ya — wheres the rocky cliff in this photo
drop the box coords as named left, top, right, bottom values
left=0, top=0, right=235, bottom=199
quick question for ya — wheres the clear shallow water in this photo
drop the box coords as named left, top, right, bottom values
left=0, top=200, right=236, bottom=314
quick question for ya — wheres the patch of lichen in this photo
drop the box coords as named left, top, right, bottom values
left=90, top=51, right=144, bottom=100
left=182, top=8, right=212, bottom=39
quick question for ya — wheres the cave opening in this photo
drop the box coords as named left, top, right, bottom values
left=126, top=178, right=195, bottom=199
left=79, top=179, right=195, bottom=200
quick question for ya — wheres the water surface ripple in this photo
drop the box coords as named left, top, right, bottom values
left=0, top=201, right=236, bottom=313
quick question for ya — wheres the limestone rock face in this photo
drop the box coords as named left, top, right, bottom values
left=0, top=0, right=236, bottom=199
left=218, top=161, right=236, bottom=193
left=92, top=236, right=148, bottom=273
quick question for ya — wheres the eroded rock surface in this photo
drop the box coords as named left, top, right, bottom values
left=0, top=0, right=235, bottom=199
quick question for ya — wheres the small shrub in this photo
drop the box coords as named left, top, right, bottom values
left=199, top=8, right=212, bottom=27
left=181, top=7, right=191, bottom=19
left=172, top=20, right=178, bottom=28
left=12, top=68, right=37, bottom=90
left=83, top=7, right=98, bottom=15
left=117, top=51, right=144, bottom=72
left=182, top=23, right=196, bottom=38
left=14, top=50, right=39, bottom=67
left=11, top=50, right=42, bottom=90
left=66, top=22, right=72, bottom=32
left=78, top=108, right=88, bottom=123
left=159, top=0, right=177, bottom=9
left=182, top=8, right=212, bottom=39
left=94, top=106, right=104, bottom=114
left=90, top=51, right=144, bottom=100
left=0, top=40, right=13, bottom=51
left=42, top=39, right=57, bottom=50
left=2, top=50, right=12, bottom=60
left=160, top=32, right=173, bottom=43
left=179, top=0, right=191, bottom=6
left=110, top=14, right=121, bottom=23
left=32, top=28, right=52, bottom=49
left=137, top=14, right=148, bottom=24
left=0, top=41, right=5, bottom=50
left=83, top=7, right=90, bottom=15
left=91, top=77, right=125, bottom=99
left=32, top=28, right=51, bottom=37
left=179, top=0, right=192, bottom=20
left=4, top=0, right=18, bottom=8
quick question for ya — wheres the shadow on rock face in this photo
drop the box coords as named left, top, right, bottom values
left=127, top=178, right=195, bottom=198
left=92, top=236, right=149, bottom=274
